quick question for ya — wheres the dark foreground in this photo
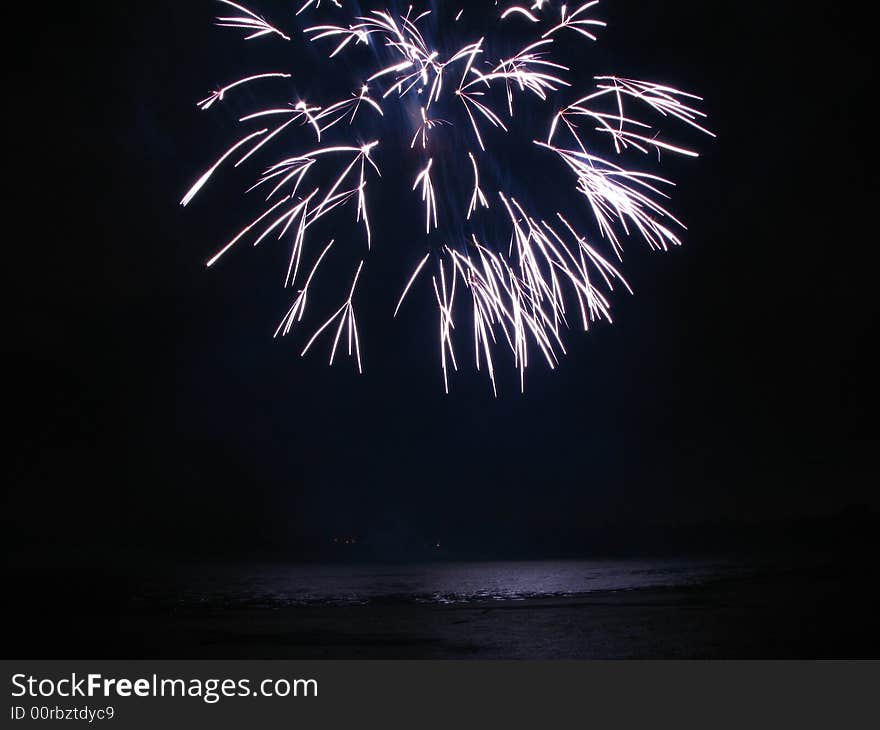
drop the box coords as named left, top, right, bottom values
left=7, top=563, right=878, bottom=659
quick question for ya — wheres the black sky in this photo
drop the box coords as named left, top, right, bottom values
left=3, top=1, right=878, bottom=561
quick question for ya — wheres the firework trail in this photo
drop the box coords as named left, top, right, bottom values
left=182, top=0, right=713, bottom=393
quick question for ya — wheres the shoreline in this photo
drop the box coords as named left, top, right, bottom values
left=117, top=571, right=879, bottom=659
left=7, top=562, right=877, bottom=659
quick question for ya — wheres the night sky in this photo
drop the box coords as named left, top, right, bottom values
left=4, top=1, right=877, bottom=562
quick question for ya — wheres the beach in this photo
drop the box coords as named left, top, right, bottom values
left=9, top=559, right=876, bottom=659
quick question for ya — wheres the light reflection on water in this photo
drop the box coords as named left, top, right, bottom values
left=138, top=559, right=753, bottom=610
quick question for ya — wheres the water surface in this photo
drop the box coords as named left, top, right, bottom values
left=141, top=558, right=752, bottom=609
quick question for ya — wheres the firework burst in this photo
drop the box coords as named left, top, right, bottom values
left=182, top=0, right=713, bottom=393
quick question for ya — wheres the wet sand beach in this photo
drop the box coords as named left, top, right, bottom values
left=9, top=563, right=877, bottom=659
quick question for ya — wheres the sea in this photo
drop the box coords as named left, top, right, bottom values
left=138, top=558, right=755, bottom=610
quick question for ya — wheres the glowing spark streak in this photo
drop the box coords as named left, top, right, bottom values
left=296, top=0, right=342, bottom=16
left=301, top=261, right=365, bottom=372
left=235, top=117, right=297, bottom=167
left=206, top=195, right=290, bottom=267
left=394, top=252, right=431, bottom=318
left=467, top=153, right=489, bottom=219
left=542, top=2, right=606, bottom=41
left=432, top=261, right=458, bottom=394
left=180, top=129, right=267, bottom=207
left=501, top=7, right=540, bottom=22
left=215, top=0, right=290, bottom=41
left=413, top=159, right=438, bottom=233
left=197, top=73, right=291, bottom=110
left=456, top=89, right=508, bottom=150
left=275, top=239, right=335, bottom=337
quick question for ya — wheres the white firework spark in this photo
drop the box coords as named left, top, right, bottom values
left=182, top=0, right=712, bottom=393
left=214, top=0, right=291, bottom=41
